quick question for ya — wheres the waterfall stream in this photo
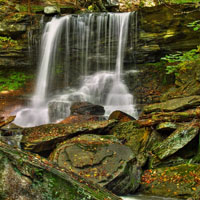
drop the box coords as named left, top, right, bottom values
left=14, top=12, right=138, bottom=127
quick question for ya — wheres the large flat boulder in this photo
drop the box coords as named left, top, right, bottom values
left=0, top=141, right=121, bottom=200
left=143, top=96, right=200, bottom=114
left=21, top=120, right=117, bottom=152
left=49, top=134, right=141, bottom=195
left=59, top=115, right=106, bottom=124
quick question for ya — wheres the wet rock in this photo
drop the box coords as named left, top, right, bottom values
left=0, top=116, right=16, bottom=128
left=140, top=164, right=200, bottom=199
left=156, top=122, right=177, bottom=133
left=152, top=123, right=199, bottom=160
left=49, top=134, right=141, bottom=195
left=44, top=6, right=60, bottom=15
left=143, top=96, right=200, bottom=114
left=109, top=110, right=136, bottom=122
left=21, top=120, right=117, bottom=152
left=59, top=115, right=106, bottom=124
left=70, top=102, right=105, bottom=115
left=0, top=141, right=120, bottom=200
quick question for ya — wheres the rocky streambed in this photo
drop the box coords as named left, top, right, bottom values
left=1, top=97, right=200, bottom=199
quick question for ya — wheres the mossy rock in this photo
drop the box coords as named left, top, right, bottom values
left=0, top=141, right=121, bottom=200
left=143, top=95, right=200, bottom=114
left=21, top=120, right=117, bottom=152
left=140, top=164, right=200, bottom=199
left=49, top=134, right=141, bottom=195
left=111, top=121, right=151, bottom=166
left=152, top=122, right=199, bottom=160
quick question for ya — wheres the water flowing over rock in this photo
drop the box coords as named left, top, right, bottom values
left=14, top=12, right=138, bottom=127
left=49, top=134, right=141, bottom=195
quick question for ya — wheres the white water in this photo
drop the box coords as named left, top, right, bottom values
left=14, top=13, right=138, bottom=127
left=121, top=195, right=180, bottom=200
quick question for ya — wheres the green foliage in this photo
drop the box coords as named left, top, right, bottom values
left=0, top=71, right=33, bottom=91
left=187, top=20, right=200, bottom=31
left=161, top=48, right=200, bottom=76
left=0, top=36, right=15, bottom=43
left=0, top=36, right=17, bottom=49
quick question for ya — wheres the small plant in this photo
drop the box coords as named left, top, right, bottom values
left=0, top=36, right=18, bottom=49
left=0, top=71, right=33, bottom=91
left=187, top=20, right=200, bottom=31
left=161, top=48, right=200, bottom=76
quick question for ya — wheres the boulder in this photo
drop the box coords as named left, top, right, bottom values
left=44, top=6, right=60, bottom=15
left=0, top=116, right=16, bottom=128
left=49, top=134, right=141, bottom=195
left=21, top=120, right=117, bottom=152
left=70, top=102, right=105, bottom=115
left=140, top=164, right=200, bottom=199
left=0, top=141, right=120, bottom=200
left=143, top=96, right=200, bottom=114
left=59, top=115, right=106, bottom=124
left=108, top=110, right=136, bottom=122
left=152, top=123, right=199, bottom=160
left=111, top=121, right=151, bottom=167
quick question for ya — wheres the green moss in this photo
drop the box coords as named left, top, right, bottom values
left=0, top=70, right=33, bottom=91
left=166, top=0, right=200, bottom=3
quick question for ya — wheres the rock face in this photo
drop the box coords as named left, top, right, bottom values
left=140, top=164, right=200, bottom=199
left=49, top=134, right=141, bottom=195
left=70, top=102, right=105, bottom=116
left=137, top=5, right=200, bottom=64
left=0, top=141, right=120, bottom=200
left=21, top=120, right=117, bottom=152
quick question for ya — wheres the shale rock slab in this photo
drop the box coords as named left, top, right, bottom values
left=59, top=115, right=106, bottom=124
left=143, top=95, right=200, bottom=114
left=21, top=120, right=117, bottom=152
left=49, top=134, right=141, bottom=195
left=152, top=123, right=199, bottom=160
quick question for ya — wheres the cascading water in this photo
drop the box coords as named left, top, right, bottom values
left=14, top=12, right=138, bottom=127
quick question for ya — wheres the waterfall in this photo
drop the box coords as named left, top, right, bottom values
left=14, top=12, right=138, bottom=127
